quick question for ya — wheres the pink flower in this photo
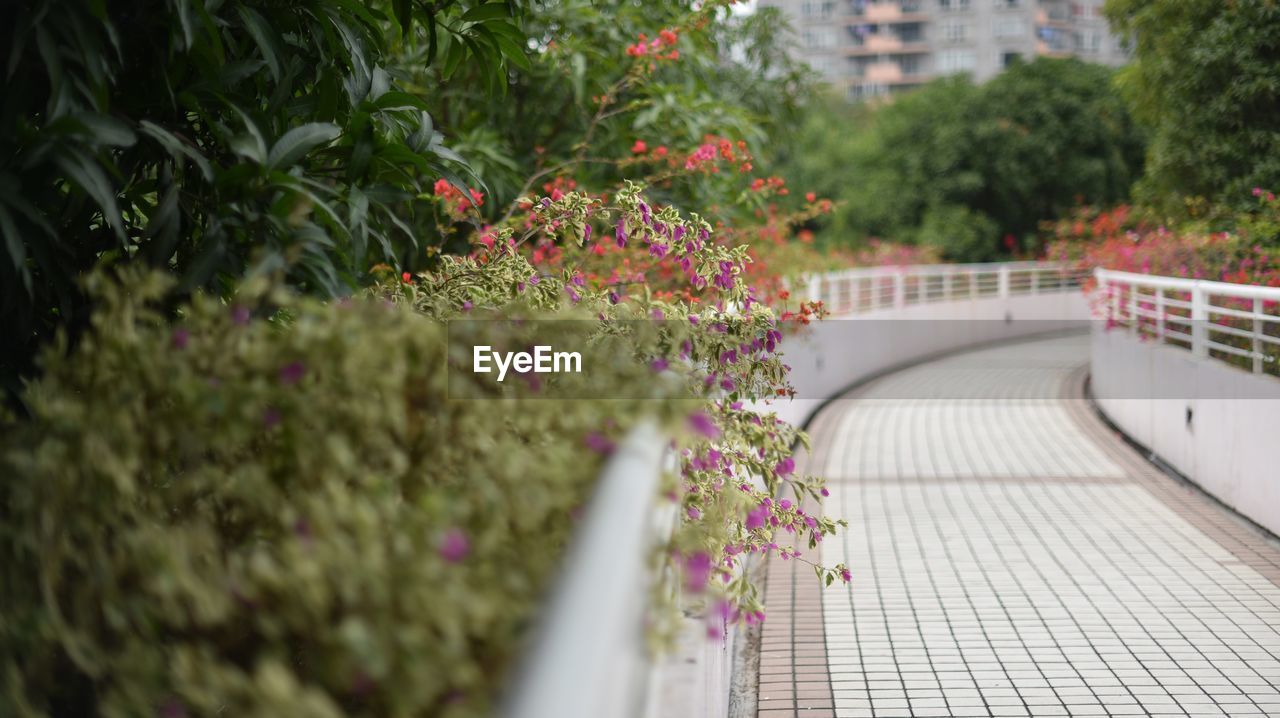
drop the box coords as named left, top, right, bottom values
left=439, top=528, right=469, bottom=563
left=774, top=457, right=795, bottom=477
left=745, top=504, right=768, bottom=530
left=172, top=328, right=190, bottom=350
left=279, top=361, right=307, bottom=385
left=683, top=552, right=713, bottom=592
left=584, top=432, right=615, bottom=454
left=687, top=411, right=720, bottom=439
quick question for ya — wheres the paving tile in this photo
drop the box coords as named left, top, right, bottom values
left=757, top=335, right=1280, bottom=718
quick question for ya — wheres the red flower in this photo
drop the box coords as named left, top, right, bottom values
left=631, top=139, right=648, bottom=155
left=402, top=272, right=412, bottom=283
left=805, top=192, right=817, bottom=203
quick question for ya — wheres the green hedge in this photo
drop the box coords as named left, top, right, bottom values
left=0, top=272, right=666, bottom=717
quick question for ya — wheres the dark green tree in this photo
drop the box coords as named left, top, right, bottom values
left=777, top=57, right=1146, bottom=261
left=0, top=0, right=529, bottom=396
left=1106, top=0, right=1280, bottom=216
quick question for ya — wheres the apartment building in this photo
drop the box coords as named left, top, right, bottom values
left=758, top=0, right=1128, bottom=100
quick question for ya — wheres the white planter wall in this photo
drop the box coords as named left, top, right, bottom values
left=767, top=290, right=1092, bottom=429
left=1091, top=328, right=1280, bottom=536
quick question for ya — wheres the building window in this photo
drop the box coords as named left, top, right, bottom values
left=897, top=54, right=922, bottom=76
left=848, top=24, right=878, bottom=45
left=995, top=0, right=1021, bottom=8
left=809, top=55, right=840, bottom=77
left=1001, top=51, right=1022, bottom=67
left=938, top=0, right=970, bottom=11
left=993, top=17, right=1026, bottom=37
left=802, top=27, right=837, bottom=48
left=942, top=21, right=968, bottom=42
left=802, top=0, right=836, bottom=17
left=901, top=0, right=924, bottom=11
left=938, top=49, right=977, bottom=73
left=896, top=23, right=924, bottom=43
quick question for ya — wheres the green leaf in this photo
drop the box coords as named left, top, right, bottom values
left=238, top=6, right=283, bottom=82
left=174, top=0, right=195, bottom=49
left=54, top=151, right=125, bottom=241
left=461, top=3, right=511, bottom=23
left=267, top=123, right=340, bottom=170
left=392, top=0, right=412, bottom=37
left=488, top=26, right=531, bottom=72
left=372, top=91, right=429, bottom=113
left=0, top=202, right=26, bottom=272
left=228, top=105, right=269, bottom=164
left=370, top=66, right=390, bottom=101
left=426, top=14, right=439, bottom=65
left=52, top=113, right=137, bottom=148
left=442, top=34, right=466, bottom=79
left=139, top=121, right=213, bottom=181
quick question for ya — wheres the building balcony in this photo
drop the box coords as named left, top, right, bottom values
left=860, top=61, right=932, bottom=84
left=845, top=10, right=929, bottom=24
left=842, top=37, right=929, bottom=55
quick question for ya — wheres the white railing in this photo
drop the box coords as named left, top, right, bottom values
left=1095, top=268, right=1280, bottom=377
left=801, top=261, right=1089, bottom=315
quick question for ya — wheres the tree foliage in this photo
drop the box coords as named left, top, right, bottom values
left=777, top=58, right=1146, bottom=261
left=0, top=0, right=531, bottom=394
left=1106, top=0, right=1280, bottom=217
left=0, top=0, right=817, bottom=399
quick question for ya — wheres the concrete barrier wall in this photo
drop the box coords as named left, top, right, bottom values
left=1091, top=328, right=1280, bottom=537
left=767, top=290, right=1093, bottom=429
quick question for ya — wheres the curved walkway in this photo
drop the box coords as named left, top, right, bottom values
left=758, top=333, right=1280, bottom=718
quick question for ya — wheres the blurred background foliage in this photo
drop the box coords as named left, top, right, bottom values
left=775, top=58, right=1147, bottom=262
left=1106, top=0, right=1280, bottom=219
left=777, top=0, right=1280, bottom=261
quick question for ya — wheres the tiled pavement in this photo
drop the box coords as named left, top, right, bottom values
left=758, top=333, right=1280, bottom=718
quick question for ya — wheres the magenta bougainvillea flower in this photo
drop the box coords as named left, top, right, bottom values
left=687, top=411, right=719, bottom=439
left=279, top=361, right=307, bottom=385
left=438, top=528, right=470, bottom=563
left=683, top=551, right=713, bottom=592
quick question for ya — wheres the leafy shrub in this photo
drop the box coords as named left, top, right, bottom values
left=0, top=2, right=852, bottom=713
left=1, top=182, right=847, bottom=716
left=1045, top=191, right=1280, bottom=284
left=915, top=204, right=1000, bottom=263
left=1, top=272, right=641, bottom=716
